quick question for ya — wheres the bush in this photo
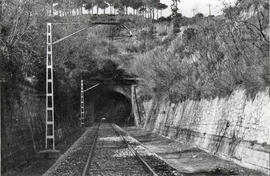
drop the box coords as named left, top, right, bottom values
left=159, top=31, right=167, bottom=36
left=126, top=44, right=140, bottom=53
left=130, top=1, right=269, bottom=102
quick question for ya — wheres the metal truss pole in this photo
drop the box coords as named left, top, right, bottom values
left=43, top=21, right=132, bottom=149
left=81, top=80, right=85, bottom=127
left=46, top=23, right=55, bottom=150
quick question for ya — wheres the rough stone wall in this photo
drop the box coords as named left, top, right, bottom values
left=1, top=84, right=45, bottom=172
left=144, top=88, right=270, bottom=173
left=1, top=83, right=79, bottom=173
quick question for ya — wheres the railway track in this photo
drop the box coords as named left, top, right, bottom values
left=81, top=122, right=101, bottom=176
left=112, top=124, right=179, bottom=176
left=111, top=124, right=158, bottom=176
left=82, top=123, right=150, bottom=175
left=82, top=123, right=179, bottom=176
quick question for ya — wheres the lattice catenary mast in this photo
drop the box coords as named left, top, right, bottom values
left=44, top=20, right=132, bottom=150
left=46, top=23, right=55, bottom=150
left=81, top=80, right=85, bottom=127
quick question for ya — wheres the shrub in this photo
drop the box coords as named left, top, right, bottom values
left=126, top=44, right=140, bottom=53
left=130, top=1, right=269, bottom=102
left=159, top=31, right=167, bottom=36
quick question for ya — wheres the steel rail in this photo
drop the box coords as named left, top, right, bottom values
left=81, top=122, right=101, bottom=176
left=111, top=124, right=158, bottom=176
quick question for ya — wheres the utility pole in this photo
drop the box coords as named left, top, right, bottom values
left=80, top=82, right=100, bottom=127
left=208, top=4, right=212, bottom=16
left=43, top=21, right=131, bottom=151
left=46, top=23, right=55, bottom=150
left=45, top=23, right=91, bottom=151
left=80, top=80, right=84, bottom=127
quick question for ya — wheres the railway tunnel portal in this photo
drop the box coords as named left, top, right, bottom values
left=83, top=78, right=139, bottom=127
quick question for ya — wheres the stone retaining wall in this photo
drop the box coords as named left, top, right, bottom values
left=143, top=88, right=270, bottom=173
left=1, top=83, right=79, bottom=173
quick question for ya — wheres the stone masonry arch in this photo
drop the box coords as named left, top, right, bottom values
left=83, top=82, right=140, bottom=126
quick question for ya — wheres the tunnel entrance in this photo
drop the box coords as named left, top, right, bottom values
left=94, top=91, right=133, bottom=126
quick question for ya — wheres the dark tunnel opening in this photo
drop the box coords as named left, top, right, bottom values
left=94, top=91, right=134, bottom=126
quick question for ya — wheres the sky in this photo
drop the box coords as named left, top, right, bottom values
left=80, top=0, right=237, bottom=18
left=160, top=0, right=237, bottom=17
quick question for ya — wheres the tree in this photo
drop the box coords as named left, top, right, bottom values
left=130, top=0, right=144, bottom=15
left=106, top=0, right=115, bottom=14
left=1, top=0, right=48, bottom=99
left=120, top=0, right=132, bottom=14
left=85, top=0, right=94, bottom=14
left=171, top=0, right=181, bottom=33
left=74, top=0, right=85, bottom=15
left=171, top=0, right=180, bottom=17
left=156, top=2, right=168, bottom=17
left=195, top=13, right=204, bottom=18
left=98, top=0, right=109, bottom=14
left=95, top=0, right=104, bottom=14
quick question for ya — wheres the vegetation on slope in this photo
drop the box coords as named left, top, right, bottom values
left=0, top=0, right=141, bottom=125
left=129, top=0, right=270, bottom=102
left=1, top=0, right=269, bottom=106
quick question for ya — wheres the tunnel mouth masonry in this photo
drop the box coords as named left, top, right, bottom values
left=94, top=91, right=133, bottom=126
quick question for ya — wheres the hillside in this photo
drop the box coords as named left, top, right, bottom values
left=123, top=0, right=270, bottom=102
left=1, top=0, right=270, bottom=175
